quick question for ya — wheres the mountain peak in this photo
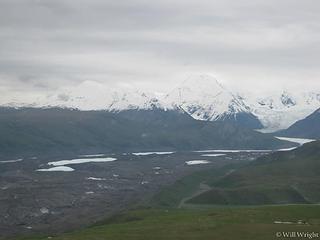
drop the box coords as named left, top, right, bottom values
left=280, top=91, right=296, bottom=107
left=164, top=74, right=250, bottom=122
left=166, top=74, right=227, bottom=103
left=179, top=74, right=225, bottom=92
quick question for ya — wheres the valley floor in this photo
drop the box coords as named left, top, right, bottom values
left=0, top=150, right=263, bottom=239
left=2, top=143, right=320, bottom=240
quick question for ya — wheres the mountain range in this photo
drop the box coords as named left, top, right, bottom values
left=2, top=74, right=320, bottom=132
left=0, top=107, right=295, bottom=159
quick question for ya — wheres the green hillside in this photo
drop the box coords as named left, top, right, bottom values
left=188, top=141, right=320, bottom=205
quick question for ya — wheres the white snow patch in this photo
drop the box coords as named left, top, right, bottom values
left=274, top=137, right=316, bottom=151
left=48, top=157, right=117, bottom=166
left=274, top=221, right=294, bottom=225
left=86, top=177, right=106, bottom=181
left=186, top=160, right=210, bottom=165
left=195, top=150, right=272, bottom=153
left=277, top=147, right=299, bottom=152
left=0, top=158, right=23, bottom=163
left=132, top=151, right=174, bottom=156
left=194, top=138, right=314, bottom=154
left=275, top=136, right=316, bottom=145
left=40, top=207, right=49, bottom=214
left=36, top=166, right=75, bottom=172
left=201, top=154, right=226, bottom=157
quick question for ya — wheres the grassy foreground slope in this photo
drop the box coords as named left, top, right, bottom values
left=189, top=141, right=320, bottom=205
left=150, top=162, right=247, bottom=208
left=18, top=205, right=320, bottom=240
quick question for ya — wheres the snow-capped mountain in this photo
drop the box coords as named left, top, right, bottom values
left=107, top=91, right=166, bottom=112
left=243, top=90, right=320, bottom=132
left=7, top=81, right=169, bottom=111
left=164, top=74, right=250, bottom=120
left=163, top=74, right=263, bottom=129
left=162, top=74, right=320, bottom=131
left=1, top=75, right=319, bottom=132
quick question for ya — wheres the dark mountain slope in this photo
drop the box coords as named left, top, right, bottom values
left=216, top=112, right=264, bottom=130
left=188, top=141, right=320, bottom=205
left=0, top=107, right=294, bottom=158
left=277, top=108, right=320, bottom=139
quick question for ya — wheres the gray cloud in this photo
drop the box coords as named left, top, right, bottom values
left=0, top=0, right=320, bottom=102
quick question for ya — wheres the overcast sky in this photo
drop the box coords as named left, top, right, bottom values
left=1, top=0, right=320, bottom=101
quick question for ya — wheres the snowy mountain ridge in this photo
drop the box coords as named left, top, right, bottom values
left=164, top=74, right=251, bottom=121
left=243, top=90, right=320, bottom=132
left=5, top=81, right=170, bottom=112
left=1, top=75, right=319, bottom=132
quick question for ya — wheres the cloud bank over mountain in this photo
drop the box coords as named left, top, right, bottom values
left=0, top=0, right=320, bottom=102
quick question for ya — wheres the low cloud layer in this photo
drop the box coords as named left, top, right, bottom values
left=1, top=0, right=320, bottom=102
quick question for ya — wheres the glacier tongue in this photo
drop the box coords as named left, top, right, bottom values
left=242, top=90, right=320, bottom=132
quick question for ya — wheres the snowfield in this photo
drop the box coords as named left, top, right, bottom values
left=0, top=159, right=23, bottom=163
left=36, top=166, right=75, bottom=172
left=48, top=157, right=117, bottom=166
left=195, top=149, right=272, bottom=153
left=275, top=137, right=316, bottom=145
left=86, top=177, right=107, bottom=181
left=132, top=152, right=174, bottom=156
